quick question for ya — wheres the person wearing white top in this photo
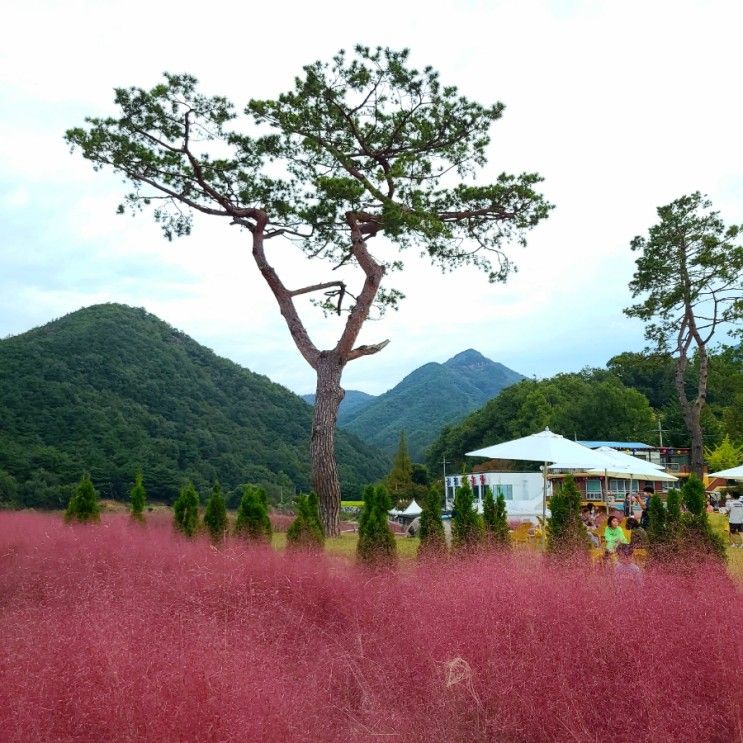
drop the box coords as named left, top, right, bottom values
left=725, top=493, right=743, bottom=548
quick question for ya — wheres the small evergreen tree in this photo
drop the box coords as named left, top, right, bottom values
left=646, top=492, right=667, bottom=548
left=64, top=474, right=101, bottom=524
left=680, top=474, right=726, bottom=560
left=173, top=482, right=200, bottom=537
left=418, top=486, right=447, bottom=559
left=357, top=484, right=397, bottom=567
left=129, top=471, right=147, bottom=522
left=666, top=488, right=682, bottom=525
left=234, top=484, right=272, bottom=543
left=483, top=486, right=510, bottom=551
left=451, top=480, right=484, bottom=555
left=287, top=493, right=325, bottom=551
left=387, top=431, right=414, bottom=508
left=546, top=475, right=589, bottom=556
left=203, top=481, right=228, bottom=542
left=307, top=491, right=323, bottom=534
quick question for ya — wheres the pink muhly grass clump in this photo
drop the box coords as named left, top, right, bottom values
left=0, top=512, right=741, bottom=742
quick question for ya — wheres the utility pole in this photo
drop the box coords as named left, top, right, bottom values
left=656, top=420, right=669, bottom=447
left=441, top=456, right=451, bottom=509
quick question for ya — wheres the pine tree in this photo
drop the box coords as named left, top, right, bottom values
left=203, top=481, right=228, bottom=543
left=546, top=474, right=589, bottom=556
left=646, top=492, right=667, bottom=556
left=681, top=474, right=726, bottom=560
left=64, top=474, right=101, bottom=524
left=357, top=484, right=397, bottom=567
left=417, top=486, right=447, bottom=559
left=451, top=480, right=484, bottom=555
left=173, top=482, right=200, bottom=537
left=286, top=493, right=325, bottom=551
left=483, top=486, right=510, bottom=551
left=234, top=484, right=272, bottom=543
left=387, top=431, right=414, bottom=508
left=129, top=471, right=147, bottom=522
left=307, top=491, right=323, bottom=534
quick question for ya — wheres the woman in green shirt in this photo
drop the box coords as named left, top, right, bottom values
left=604, top=514, right=629, bottom=556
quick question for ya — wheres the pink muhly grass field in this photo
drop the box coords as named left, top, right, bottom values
left=1, top=512, right=741, bottom=742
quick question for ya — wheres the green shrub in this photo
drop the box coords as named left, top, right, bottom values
left=418, top=486, right=447, bottom=559
left=129, top=472, right=147, bottom=522
left=234, top=485, right=272, bottom=542
left=173, top=482, right=200, bottom=537
left=483, top=486, right=510, bottom=551
left=546, top=475, right=590, bottom=556
left=287, top=492, right=325, bottom=551
left=203, top=481, right=228, bottom=542
left=451, top=480, right=484, bottom=555
left=357, top=484, right=397, bottom=567
left=64, top=474, right=101, bottom=524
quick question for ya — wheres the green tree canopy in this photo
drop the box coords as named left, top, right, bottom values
left=235, top=485, right=272, bottom=542
left=66, top=47, right=552, bottom=536
left=173, top=482, right=200, bottom=537
left=357, top=484, right=397, bottom=567
left=64, top=473, right=101, bottom=524
left=625, top=193, right=743, bottom=475
left=546, top=475, right=589, bottom=556
left=129, top=471, right=147, bottom=522
left=203, top=481, right=228, bottom=542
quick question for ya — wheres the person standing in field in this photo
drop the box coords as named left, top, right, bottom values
left=725, top=492, right=743, bottom=548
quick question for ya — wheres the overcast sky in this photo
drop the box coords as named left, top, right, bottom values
left=2, top=0, right=742, bottom=396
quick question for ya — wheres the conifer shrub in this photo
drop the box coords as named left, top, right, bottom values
left=483, top=486, right=510, bottom=551
left=129, top=472, right=147, bottom=523
left=234, top=485, right=272, bottom=543
left=64, top=474, right=101, bottom=524
left=417, top=486, right=447, bottom=559
left=286, top=493, right=324, bottom=551
left=680, top=475, right=726, bottom=561
left=357, top=484, right=397, bottom=567
left=173, top=482, right=200, bottom=537
left=546, top=474, right=589, bottom=556
left=203, top=482, right=228, bottom=543
left=646, top=492, right=667, bottom=549
left=451, top=480, right=484, bottom=555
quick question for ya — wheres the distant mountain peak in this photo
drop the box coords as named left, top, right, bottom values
left=445, top=349, right=489, bottom=367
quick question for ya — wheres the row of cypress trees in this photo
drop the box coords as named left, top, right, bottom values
left=355, top=480, right=512, bottom=567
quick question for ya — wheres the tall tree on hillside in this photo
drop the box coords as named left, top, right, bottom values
left=387, top=431, right=413, bottom=507
left=66, top=47, right=552, bottom=535
left=625, top=193, right=743, bottom=475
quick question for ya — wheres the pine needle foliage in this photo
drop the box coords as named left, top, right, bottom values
left=417, top=486, right=447, bottom=559
left=129, top=471, right=147, bottom=522
left=357, top=484, right=397, bottom=567
left=287, top=493, right=325, bottom=551
left=234, top=484, right=272, bottom=543
left=680, top=475, right=726, bottom=560
left=546, top=475, right=590, bottom=556
left=483, top=486, right=511, bottom=551
left=64, top=474, right=101, bottom=524
left=173, top=482, right=200, bottom=537
left=646, top=493, right=667, bottom=549
left=451, top=480, right=484, bottom=555
left=203, top=481, right=228, bottom=543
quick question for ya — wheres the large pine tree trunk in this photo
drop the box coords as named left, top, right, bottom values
left=311, top=352, right=345, bottom=537
left=687, top=407, right=705, bottom=477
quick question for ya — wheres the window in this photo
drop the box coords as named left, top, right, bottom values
left=493, top=484, right=513, bottom=501
left=586, top=479, right=603, bottom=494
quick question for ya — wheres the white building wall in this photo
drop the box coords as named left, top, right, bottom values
left=444, top=472, right=551, bottom=519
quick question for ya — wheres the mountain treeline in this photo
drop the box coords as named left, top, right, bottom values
left=427, top=347, right=743, bottom=471
left=0, top=304, right=388, bottom=508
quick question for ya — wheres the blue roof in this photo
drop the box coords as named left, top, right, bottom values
left=577, top=441, right=652, bottom=450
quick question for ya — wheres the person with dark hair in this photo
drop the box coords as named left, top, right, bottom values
left=615, top=543, right=642, bottom=581
left=603, top=514, right=629, bottom=557
left=625, top=516, right=649, bottom=548
left=637, top=485, right=654, bottom=529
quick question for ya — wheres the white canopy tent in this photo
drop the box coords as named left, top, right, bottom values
left=400, top=499, right=422, bottom=517
left=709, top=464, right=743, bottom=480
left=466, top=428, right=621, bottom=529
left=550, top=446, right=678, bottom=482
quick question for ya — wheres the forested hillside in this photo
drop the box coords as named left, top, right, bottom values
left=427, top=350, right=743, bottom=471
left=341, top=350, right=524, bottom=460
left=302, top=390, right=376, bottom=421
left=0, top=304, right=388, bottom=507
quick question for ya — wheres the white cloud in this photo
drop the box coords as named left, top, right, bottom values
left=1, top=0, right=742, bottom=395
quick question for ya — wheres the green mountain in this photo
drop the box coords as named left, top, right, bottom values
left=0, top=304, right=388, bottom=508
left=340, top=349, right=524, bottom=461
left=302, top=389, right=376, bottom=421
